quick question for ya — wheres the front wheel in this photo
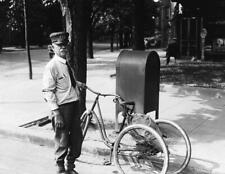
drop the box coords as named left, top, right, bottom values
left=113, top=124, right=169, bottom=174
left=155, top=120, right=191, bottom=173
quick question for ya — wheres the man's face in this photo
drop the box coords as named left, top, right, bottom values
left=52, top=43, right=68, bottom=59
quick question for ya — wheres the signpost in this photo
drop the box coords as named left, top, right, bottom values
left=23, top=0, right=32, bottom=79
left=200, top=28, right=207, bottom=61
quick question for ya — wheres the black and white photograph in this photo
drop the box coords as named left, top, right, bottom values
left=0, top=0, right=225, bottom=173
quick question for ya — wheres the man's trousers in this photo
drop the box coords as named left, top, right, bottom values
left=52, top=101, right=83, bottom=169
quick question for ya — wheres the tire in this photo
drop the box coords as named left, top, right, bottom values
left=113, top=124, right=169, bottom=174
left=155, top=120, right=191, bottom=173
left=80, top=111, right=91, bottom=140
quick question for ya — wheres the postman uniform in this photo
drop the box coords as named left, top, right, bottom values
left=42, top=32, right=82, bottom=174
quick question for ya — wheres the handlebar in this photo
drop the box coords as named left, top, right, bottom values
left=83, top=84, right=135, bottom=113
left=84, top=84, right=119, bottom=98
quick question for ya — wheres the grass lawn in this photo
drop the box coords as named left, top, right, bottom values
left=160, top=60, right=225, bottom=89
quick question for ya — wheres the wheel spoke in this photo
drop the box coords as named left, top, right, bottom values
left=114, top=124, right=169, bottom=174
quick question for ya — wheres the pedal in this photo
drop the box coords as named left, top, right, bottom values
left=103, top=149, right=113, bottom=166
left=113, top=130, right=120, bottom=134
left=103, top=160, right=111, bottom=165
left=162, top=134, right=168, bottom=138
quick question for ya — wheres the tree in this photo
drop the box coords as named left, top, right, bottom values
left=1, top=0, right=55, bottom=46
left=133, top=0, right=145, bottom=50
left=6, top=0, right=25, bottom=46
left=0, top=0, right=9, bottom=52
left=57, top=0, right=88, bottom=112
left=103, top=10, right=119, bottom=52
left=86, top=0, right=93, bottom=58
left=94, top=4, right=120, bottom=52
left=43, top=0, right=88, bottom=112
left=86, top=0, right=119, bottom=58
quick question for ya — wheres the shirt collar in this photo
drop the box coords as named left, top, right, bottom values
left=54, top=54, right=66, bottom=64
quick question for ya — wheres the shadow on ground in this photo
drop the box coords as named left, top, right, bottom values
left=162, top=85, right=225, bottom=143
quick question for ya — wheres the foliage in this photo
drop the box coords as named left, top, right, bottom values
left=0, top=0, right=9, bottom=26
left=95, top=4, right=119, bottom=33
left=0, top=0, right=62, bottom=45
left=5, top=0, right=47, bottom=32
left=87, top=0, right=159, bottom=40
left=42, top=0, right=57, bottom=6
left=0, top=0, right=160, bottom=45
left=94, top=0, right=133, bottom=32
left=144, top=0, right=159, bottom=36
left=6, top=0, right=24, bottom=32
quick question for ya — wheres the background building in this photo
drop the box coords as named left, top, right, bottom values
left=170, top=0, right=225, bottom=60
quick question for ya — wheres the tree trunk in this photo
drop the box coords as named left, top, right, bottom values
left=0, top=38, right=2, bottom=53
left=133, top=0, right=145, bottom=50
left=23, top=0, right=32, bottom=79
left=69, top=0, right=88, bottom=113
left=87, top=27, right=94, bottom=58
left=59, top=0, right=88, bottom=113
left=119, top=27, right=124, bottom=49
left=86, top=0, right=94, bottom=59
left=58, top=0, right=72, bottom=40
left=110, top=25, right=115, bottom=52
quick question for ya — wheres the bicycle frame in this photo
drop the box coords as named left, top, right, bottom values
left=81, top=86, right=135, bottom=164
left=83, top=86, right=122, bottom=148
left=87, top=94, right=114, bottom=148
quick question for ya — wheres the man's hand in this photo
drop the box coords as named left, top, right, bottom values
left=52, top=109, right=64, bottom=129
left=76, top=81, right=86, bottom=90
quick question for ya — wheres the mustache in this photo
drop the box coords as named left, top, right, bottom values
left=59, top=48, right=67, bottom=51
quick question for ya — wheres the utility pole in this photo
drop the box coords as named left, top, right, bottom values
left=23, top=0, right=32, bottom=79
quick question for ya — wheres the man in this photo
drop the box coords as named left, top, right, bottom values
left=42, top=32, right=83, bottom=174
left=166, top=38, right=178, bottom=65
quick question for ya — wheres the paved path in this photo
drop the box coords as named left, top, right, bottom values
left=0, top=134, right=117, bottom=174
left=0, top=47, right=225, bottom=173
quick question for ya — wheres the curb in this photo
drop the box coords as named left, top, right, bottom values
left=0, top=125, right=54, bottom=147
left=0, top=125, right=224, bottom=174
left=0, top=125, right=110, bottom=157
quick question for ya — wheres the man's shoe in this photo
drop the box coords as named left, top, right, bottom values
left=67, top=169, right=79, bottom=174
left=57, top=171, right=66, bottom=174
left=56, top=166, right=66, bottom=174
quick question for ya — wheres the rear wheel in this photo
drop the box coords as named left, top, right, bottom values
left=155, top=120, right=191, bottom=173
left=113, top=124, right=169, bottom=174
